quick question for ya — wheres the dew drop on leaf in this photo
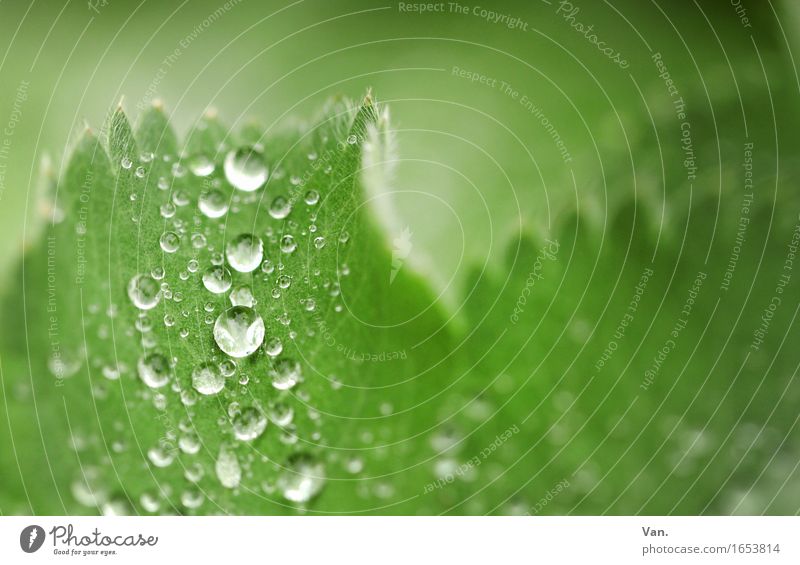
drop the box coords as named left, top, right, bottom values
left=278, top=453, right=325, bottom=503
left=202, top=266, right=233, bottom=294
left=232, top=406, right=268, bottom=441
left=215, top=445, right=241, bottom=489
left=264, top=336, right=283, bottom=357
left=229, top=285, right=255, bottom=307
left=198, top=189, right=229, bottom=218
left=137, top=352, right=171, bottom=389
left=213, top=306, right=265, bottom=358
left=226, top=233, right=264, bottom=273
left=269, top=358, right=301, bottom=390
left=159, top=231, right=180, bottom=253
left=127, top=274, right=162, bottom=310
left=280, top=234, right=296, bottom=254
left=188, top=154, right=215, bottom=177
left=192, top=362, right=225, bottom=395
left=224, top=146, right=267, bottom=192
left=269, top=196, right=291, bottom=219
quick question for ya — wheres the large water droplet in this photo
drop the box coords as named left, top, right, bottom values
left=233, top=406, right=268, bottom=441
left=215, top=445, right=241, bottom=489
left=269, top=358, right=301, bottom=390
left=278, top=453, right=325, bottom=503
left=224, top=146, right=267, bottom=192
left=137, top=353, right=171, bottom=388
left=226, top=234, right=264, bottom=273
left=213, top=306, right=265, bottom=358
left=127, top=274, right=161, bottom=310
left=202, top=266, right=233, bottom=294
left=192, top=362, right=225, bottom=395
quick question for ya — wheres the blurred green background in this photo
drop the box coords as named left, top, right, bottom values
left=2, top=0, right=800, bottom=515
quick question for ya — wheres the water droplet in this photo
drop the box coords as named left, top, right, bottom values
left=226, top=233, right=264, bottom=273
left=188, top=154, right=215, bottom=177
left=229, top=285, right=255, bottom=307
left=140, top=492, right=160, bottom=513
left=346, top=135, right=357, bottom=145
left=120, top=156, right=133, bottom=169
left=233, top=406, right=268, bottom=441
left=48, top=348, right=84, bottom=379
left=278, top=453, right=325, bottom=503
left=147, top=444, right=175, bottom=468
left=159, top=231, right=180, bottom=253
left=215, top=445, right=241, bottom=489
left=202, top=266, right=233, bottom=294
left=268, top=402, right=293, bottom=426
left=269, top=196, right=292, bottom=219
left=264, top=336, right=283, bottom=357
left=269, top=358, right=301, bottom=390
left=224, top=146, right=268, bottom=192
left=277, top=274, right=292, bottom=289
left=192, top=362, right=225, bottom=395
left=313, top=236, right=325, bottom=249
left=219, top=359, right=236, bottom=377
left=304, top=190, right=319, bottom=205
left=179, top=433, right=201, bottom=454
left=345, top=457, right=364, bottom=474
left=160, top=202, right=176, bottom=218
left=181, top=489, right=204, bottom=509
left=137, top=353, right=171, bottom=388
left=199, top=189, right=229, bottom=218
left=127, top=274, right=161, bottom=310
left=280, top=235, right=296, bottom=254
left=213, top=306, right=265, bottom=358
